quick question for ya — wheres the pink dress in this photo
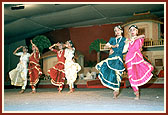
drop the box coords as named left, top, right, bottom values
left=125, top=37, right=153, bottom=89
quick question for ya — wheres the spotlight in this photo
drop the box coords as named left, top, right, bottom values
left=11, top=5, right=24, bottom=10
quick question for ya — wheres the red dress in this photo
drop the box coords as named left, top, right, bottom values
left=29, top=51, right=42, bottom=86
left=48, top=49, right=65, bottom=90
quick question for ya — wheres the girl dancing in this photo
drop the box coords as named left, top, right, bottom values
left=125, top=25, right=153, bottom=100
left=95, top=25, right=126, bottom=99
left=64, top=40, right=81, bottom=93
left=9, top=46, right=30, bottom=93
left=48, top=42, right=65, bottom=93
left=28, top=40, right=42, bottom=93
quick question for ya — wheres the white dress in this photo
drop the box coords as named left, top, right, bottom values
left=9, top=52, right=30, bottom=89
left=64, top=48, right=81, bottom=85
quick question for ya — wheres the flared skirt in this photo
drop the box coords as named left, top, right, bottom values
left=126, top=52, right=153, bottom=87
left=95, top=56, right=125, bottom=91
left=48, top=63, right=65, bottom=87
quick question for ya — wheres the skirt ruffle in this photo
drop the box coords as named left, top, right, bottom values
left=95, top=57, right=125, bottom=90
left=9, top=69, right=24, bottom=86
left=65, top=61, right=81, bottom=85
left=29, top=64, right=42, bottom=86
left=48, top=63, right=65, bottom=87
left=126, top=52, right=153, bottom=87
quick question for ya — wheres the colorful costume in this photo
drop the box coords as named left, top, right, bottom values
left=125, top=37, right=153, bottom=92
left=48, top=49, right=65, bottom=91
left=9, top=52, right=30, bottom=90
left=28, top=51, right=42, bottom=86
left=64, top=48, right=81, bottom=89
left=95, top=37, right=126, bottom=91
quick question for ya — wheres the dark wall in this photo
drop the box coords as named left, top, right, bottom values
left=69, top=23, right=121, bottom=63
left=44, top=28, right=70, bottom=44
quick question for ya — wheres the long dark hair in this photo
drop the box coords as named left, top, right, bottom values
left=129, top=25, right=138, bottom=30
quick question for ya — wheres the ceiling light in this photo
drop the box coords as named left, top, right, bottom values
left=11, top=5, right=24, bottom=10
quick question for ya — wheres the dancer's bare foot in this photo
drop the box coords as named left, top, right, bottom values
left=134, top=96, right=140, bottom=100
left=113, top=91, right=119, bottom=99
left=19, top=89, right=24, bottom=94
left=30, top=90, right=36, bottom=94
left=58, top=90, right=61, bottom=93
left=68, top=89, right=73, bottom=93
left=134, top=91, right=140, bottom=100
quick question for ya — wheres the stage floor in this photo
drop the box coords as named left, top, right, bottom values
left=3, top=88, right=165, bottom=113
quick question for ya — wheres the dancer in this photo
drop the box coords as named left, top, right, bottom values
left=95, top=25, right=126, bottom=99
left=64, top=40, right=81, bottom=93
left=28, top=40, right=42, bottom=93
left=125, top=25, right=153, bottom=100
left=48, top=42, right=65, bottom=93
left=9, top=46, right=30, bottom=94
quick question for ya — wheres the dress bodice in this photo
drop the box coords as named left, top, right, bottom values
left=52, top=49, right=65, bottom=63
left=107, top=37, right=126, bottom=58
left=15, top=52, right=30, bottom=65
left=64, top=48, right=75, bottom=60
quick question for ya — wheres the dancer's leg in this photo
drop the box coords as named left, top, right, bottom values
left=132, top=86, right=139, bottom=100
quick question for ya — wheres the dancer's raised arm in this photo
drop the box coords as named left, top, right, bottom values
left=49, top=42, right=60, bottom=50
left=13, top=46, right=23, bottom=55
left=135, top=35, right=145, bottom=40
left=30, top=40, right=39, bottom=51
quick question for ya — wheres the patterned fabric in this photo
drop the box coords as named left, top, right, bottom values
left=96, top=37, right=126, bottom=91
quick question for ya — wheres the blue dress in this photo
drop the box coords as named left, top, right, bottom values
left=95, top=37, right=126, bottom=91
